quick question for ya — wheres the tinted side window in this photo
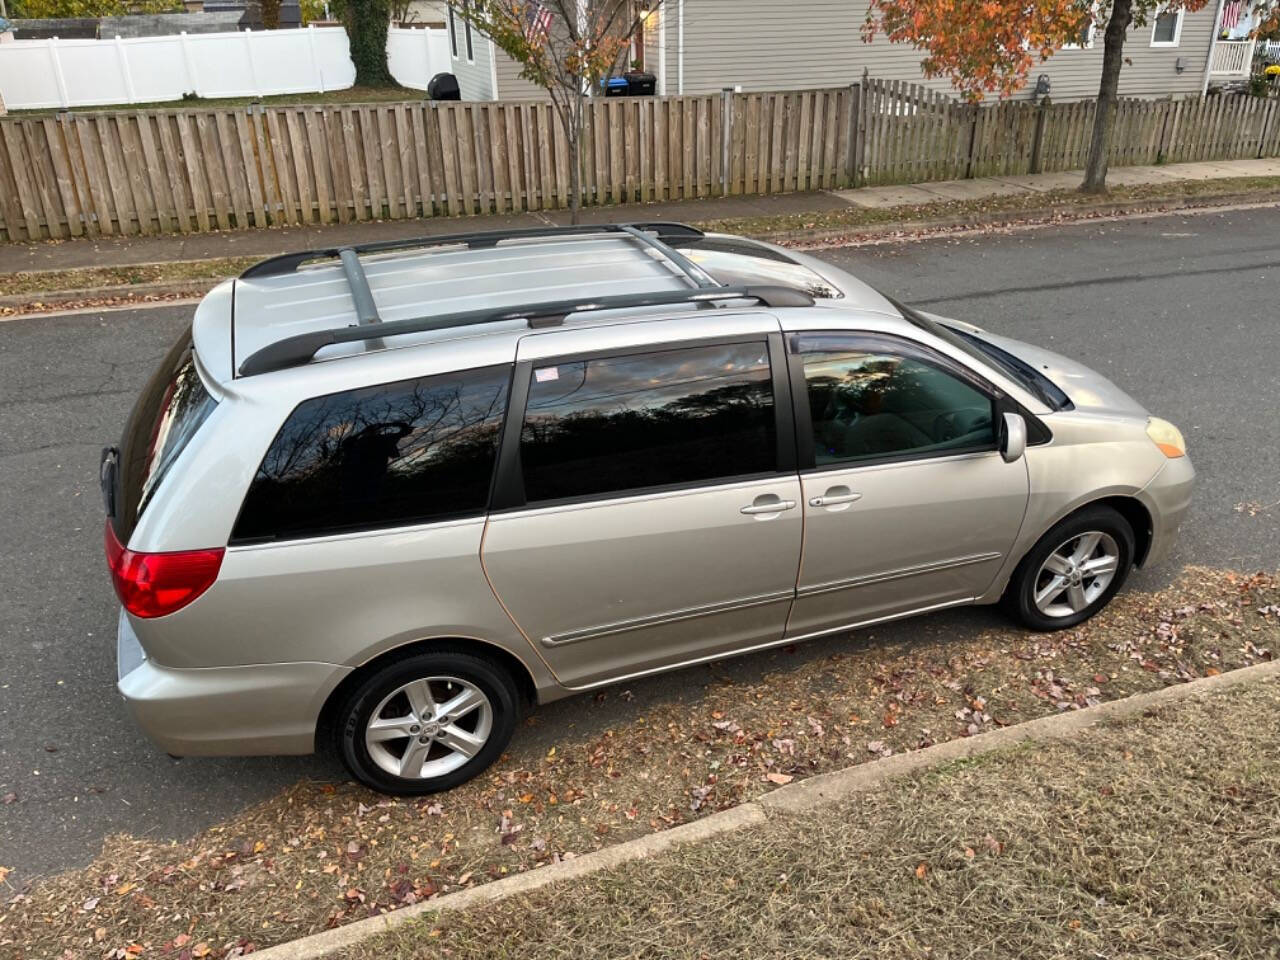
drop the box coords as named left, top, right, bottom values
left=520, top=342, right=776, bottom=503
left=114, top=328, right=218, bottom=541
left=234, top=365, right=510, bottom=542
left=797, top=337, right=995, bottom=466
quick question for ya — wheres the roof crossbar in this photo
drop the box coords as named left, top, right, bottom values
left=238, top=222, right=709, bottom=279
left=238, top=284, right=815, bottom=377
left=617, top=223, right=714, bottom=288
left=337, top=248, right=381, bottom=326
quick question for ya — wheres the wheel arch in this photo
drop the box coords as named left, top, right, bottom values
left=315, top=636, right=540, bottom=751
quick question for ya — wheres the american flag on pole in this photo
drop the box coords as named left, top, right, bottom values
left=1221, top=0, right=1245, bottom=29
left=524, top=1, right=553, bottom=43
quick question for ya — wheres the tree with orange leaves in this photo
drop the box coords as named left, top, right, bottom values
left=862, top=0, right=1226, bottom=192
left=457, top=1, right=658, bottom=223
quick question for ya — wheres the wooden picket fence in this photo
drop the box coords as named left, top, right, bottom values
left=859, top=78, right=1280, bottom=185
left=1, top=81, right=1277, bottom=242
left=0, top=89, right=853, bottom=242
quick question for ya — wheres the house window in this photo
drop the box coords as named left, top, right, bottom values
left=448, top=5, right=458, bottom=58
left=1062, top=12, right=1095, bottom=49
left=463, top=0, right=475, bottom=62
left=1150, top=7, right=1183, bottom=46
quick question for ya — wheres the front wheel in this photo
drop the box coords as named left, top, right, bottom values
left=1003, top=506, right=1135, bottom=631
left=334, top=650, right=519, bottom=795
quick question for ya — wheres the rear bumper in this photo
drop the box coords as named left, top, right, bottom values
left=1137, top=454, right=1195, bottom=569
left=116, top=610, right=350, bottom=756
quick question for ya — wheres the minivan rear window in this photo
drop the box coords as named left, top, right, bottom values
left=113, top=328, right=218, bottom=541
left=232, top=365, right=510, bottom=543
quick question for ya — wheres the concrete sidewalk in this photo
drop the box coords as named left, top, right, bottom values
left=3, top=157, right=1276, bottom=275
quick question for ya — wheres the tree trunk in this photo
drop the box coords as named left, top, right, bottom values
left=1081, top=0, right=1132, bottom=193
left=569, top=94, right=583, bottom=225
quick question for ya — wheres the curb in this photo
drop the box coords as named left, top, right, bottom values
left=2, top=190, right=1278, bottom=322
left=248, top=658, right=1279, bottom=960
left=0, top=279, right=219, bottom=315
left=749, top=191, right=1280, bottom=248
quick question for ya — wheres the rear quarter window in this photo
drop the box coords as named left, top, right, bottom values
left=232, top=365, right=510, bottom=543
left=114, top=329, right=218, bottom=541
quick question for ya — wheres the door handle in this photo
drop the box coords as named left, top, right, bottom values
left=740, top=498, right=797, bottom=515
left=809, top=492, right=862, bottom=508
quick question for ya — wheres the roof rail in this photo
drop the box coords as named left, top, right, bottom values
left=238, top=284, right=815, bottom=378
left=238, top=222, right=709, bottom=279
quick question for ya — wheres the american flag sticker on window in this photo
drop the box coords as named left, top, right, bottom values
left=535, top=366, right=559, bottom=383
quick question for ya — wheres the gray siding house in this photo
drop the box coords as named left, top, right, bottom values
left=653, top=0, right=1226, bottom=101
left=444, top=0, right=1251, bottom=103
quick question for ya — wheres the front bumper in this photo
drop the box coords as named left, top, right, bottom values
left=1137, top=454, right=1195, bottom=569
left=116, top=610, right=350, bottom=756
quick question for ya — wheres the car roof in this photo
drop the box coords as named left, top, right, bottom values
left=191, top=224, right=904, bottom=389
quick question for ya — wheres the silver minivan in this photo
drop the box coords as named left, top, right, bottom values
left=102, top=223, right=1193, bottom=794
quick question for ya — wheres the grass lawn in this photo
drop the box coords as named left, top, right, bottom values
left=9, top=86, right=428, bottom=118
left=351, top=676, right=1280, bottom=960
left=1, top=568, right=1276, bottom=959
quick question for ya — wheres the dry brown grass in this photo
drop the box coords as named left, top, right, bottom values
left=356, top=675, right=1280, bottom=960
left=697, top=175, right=1280, bottom=240
left=0, top=259, right=258, bottom=299
left=1, top=567, right=1277, bottom=959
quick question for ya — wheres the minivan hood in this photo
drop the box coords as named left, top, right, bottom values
left=928, top=314, right=1148, bottom=417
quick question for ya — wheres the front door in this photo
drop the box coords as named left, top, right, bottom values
left=482, top=334, right=803, bottom=689
left=784, top=331, right=1030, bottom=638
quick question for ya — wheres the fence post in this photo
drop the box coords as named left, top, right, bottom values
left=845, top=81, right=861, bottom=187
left=45, top=37, right=71, bottom=108
left=114, top=35, right=137, bottom=104
left=242, top=28, right=262, bottom=97
left=308, top=24, right=327, bottom=94
left=179, top=32, right=201, bottom=98
left=1029, top=100, right=1048, bottom=174
left=963, top=104, right=979, bottom=180
left=720, top=87, right=732, bottom=196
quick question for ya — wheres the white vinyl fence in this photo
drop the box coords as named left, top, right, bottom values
left=386, top=25, right=451, bottom=92
left=0, top=24, right=356, bottom=110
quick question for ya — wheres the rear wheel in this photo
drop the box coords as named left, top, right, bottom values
left=1004, top=506, right=1135, bottom=631
left=334, top=650, right=519, bottom=795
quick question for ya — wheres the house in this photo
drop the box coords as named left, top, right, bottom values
left=440, top=0, right=1255, bottom=102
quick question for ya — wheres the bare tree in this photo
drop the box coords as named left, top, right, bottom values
left=456, top=1, right=660, bottom=223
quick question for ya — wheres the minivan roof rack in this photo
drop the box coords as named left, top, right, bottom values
left=238, top=222, right=709, bottom=279
left=237, top=284, right=815, bottom=377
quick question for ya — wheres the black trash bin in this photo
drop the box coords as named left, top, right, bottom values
left=625, top=71, right=656, bottom=96
left=428, top=72, right=461, bottom=101
left=603, top=76, right=630, bottom=97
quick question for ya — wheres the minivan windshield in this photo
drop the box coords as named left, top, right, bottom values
left=886, top=297, right=1071, bottom=411
left=112, top=329, right=218, bottom=540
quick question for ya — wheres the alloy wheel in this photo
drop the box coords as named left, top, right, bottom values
left=1032, top=530, right=1121, bottom=619
left=364, top=676, right=494, bottom=779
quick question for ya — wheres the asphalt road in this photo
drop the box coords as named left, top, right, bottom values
left=1, top=205, right=1277, bottom=883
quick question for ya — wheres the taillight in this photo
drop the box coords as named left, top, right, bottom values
left=104, top=521, right=224, bottom=619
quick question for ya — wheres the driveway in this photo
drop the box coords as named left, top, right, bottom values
left=1, top=204, right=1277, bottom=882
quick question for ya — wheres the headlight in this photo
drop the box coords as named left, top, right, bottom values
left=1146, top=417, right=1186, bottom=458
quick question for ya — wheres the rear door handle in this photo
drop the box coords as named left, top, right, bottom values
left=740, top=498, right=797, bottom=515
left=809, top=491, right=862, bottom=508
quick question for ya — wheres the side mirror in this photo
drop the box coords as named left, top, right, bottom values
left=1001, top=412, right=1027, bottom=463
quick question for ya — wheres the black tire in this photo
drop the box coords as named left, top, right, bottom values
left=334, top=648, right=519, bottom=796
left=1003, top=505, right=1135, bottom=632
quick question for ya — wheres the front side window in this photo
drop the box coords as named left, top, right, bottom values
left=796, top=335, right=995, bottom=467
left=519, top=342, right=776, bottom=504
left=448, top=5, right=459, bottom=58
left=1151, top=8, right=1182, bottom=45
left=233, top=366, right=510, bottom=542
